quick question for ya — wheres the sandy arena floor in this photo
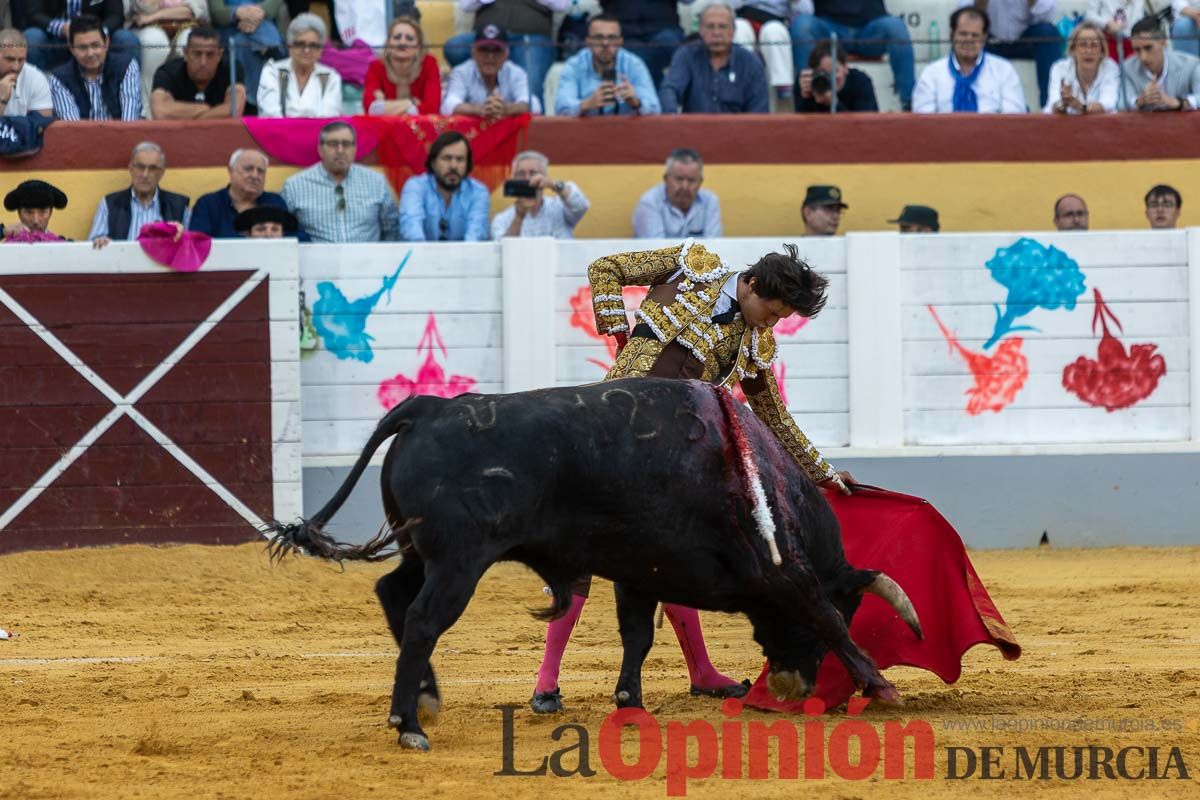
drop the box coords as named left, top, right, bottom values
left=2, top=542, right=1199, bottom=799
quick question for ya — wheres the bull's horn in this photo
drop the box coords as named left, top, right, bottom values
left=862, top=574, right=923, bottom=640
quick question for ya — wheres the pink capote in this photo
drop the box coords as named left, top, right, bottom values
left=136, top=222, right=211, bottom=272
left=743, top=487, right=1021, bottom=712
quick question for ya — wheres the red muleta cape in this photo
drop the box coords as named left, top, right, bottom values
left=743, top=487, right=1021, bottom=713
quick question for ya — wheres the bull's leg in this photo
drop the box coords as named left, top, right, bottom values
left=376, top=555, right=439, bottom=717
left=612, top=583, right=657, bottom=709
left=774, top=567, right=901, bottom=705
left=387, top=559, right=487, bottom=750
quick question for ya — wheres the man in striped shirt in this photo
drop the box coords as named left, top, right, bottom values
left=48, top=14, right=141, bottom=120
left=89, top=141, right=190, bottom=248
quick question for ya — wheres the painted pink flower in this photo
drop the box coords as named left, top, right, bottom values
left=929, top=305, right=1028, bottom=415
left=377, top=314, right=477, bottom=410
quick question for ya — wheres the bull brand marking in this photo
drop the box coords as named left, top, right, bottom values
left=463, top=401, right=498, bottom=431
left=495, top=698, right=936, bottom=795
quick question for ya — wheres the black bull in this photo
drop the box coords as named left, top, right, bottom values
left=266, top=377, right=922, bottom=751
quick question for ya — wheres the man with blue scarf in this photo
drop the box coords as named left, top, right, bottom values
left=912, top=7, right=1026, bottom=113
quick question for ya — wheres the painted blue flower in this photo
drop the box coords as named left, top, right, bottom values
left=984, top=238, right=1086, bottom=349
left=312, top=251, right=411, bottom=362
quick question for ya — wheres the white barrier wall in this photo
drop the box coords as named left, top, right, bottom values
left=295, top=231, right=1200, bottom=468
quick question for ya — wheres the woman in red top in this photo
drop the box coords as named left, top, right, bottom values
left=363, top=16, right=442, bottom=115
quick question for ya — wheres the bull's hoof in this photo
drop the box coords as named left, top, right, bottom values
left=387, top=715, right=402, bottom=729
left=418, top=690, right=441, bottom=719
left=530, top=688, right=563, bottom=714
left=613, top=689, right=643, bottom=708
left=690, top=678, right=751, bottom=699
left=866, top=684, right=904, bottom=708
left=398, top=732, right=431, bottom=751
left=766, top=670, right=811, bottom=702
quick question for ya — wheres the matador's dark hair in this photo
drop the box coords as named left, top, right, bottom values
left=742, top=243, right=829, bottom=319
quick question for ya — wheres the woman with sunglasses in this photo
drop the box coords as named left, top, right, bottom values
left=257, top=13, right=342, bottom=117
left=364, top=15, right=441, bottom=115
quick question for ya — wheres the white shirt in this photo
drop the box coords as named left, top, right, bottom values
left=2, top=65, right=53, bottom=117
left=958, top=0, right=1058, bottom=40
left=490, top=182, right=589, bottom=239
left=1043, top=57, right=1121, bottom=113
left=1088, top=0, right=1171, bottom=37
left=256, top=58, right=343, bottom=118
left=913, top=53, right=1028, bottom=113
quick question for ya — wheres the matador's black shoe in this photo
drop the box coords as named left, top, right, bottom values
left=689, top=679, right=751, bottom=699
left=530, top=687, right=564, bottom=714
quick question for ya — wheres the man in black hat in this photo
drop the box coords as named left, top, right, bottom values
left=889, top=204, right=940, bottom=233
left=234, top=205, right=299, bottom=238
left=3, top=178, right=67, bottom=239
left=801, top=184, right=847, bottom=236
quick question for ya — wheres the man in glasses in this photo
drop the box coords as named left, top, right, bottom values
left=1052, top=194, right=1088, bottom=231
left=282, top=120, right=400, bottom=243
left=398, top=130, right=490, bottom=242
left=1145, top=184, right=1183, bottom=229
left=440, top=24, right=533, bottom=117
left=554, top=14, right=660, bottom=116
left=632, top=147, right=723, bottom=239
left=89, top=141, right=190, bottom=249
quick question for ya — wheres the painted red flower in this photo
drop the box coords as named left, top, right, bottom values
left=377, top=313, right=477, bottom=410
left=929, top=306, right=1028, bottom=415
left=1062, top=289, right=1166, bottom=412
left=568, top=285, right=648, bottom=370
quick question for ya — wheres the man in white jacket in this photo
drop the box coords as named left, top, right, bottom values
left=913, top=7, right=1027, bottom=113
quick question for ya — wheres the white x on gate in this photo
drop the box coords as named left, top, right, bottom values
left=0, top=269, right=270, bottom=533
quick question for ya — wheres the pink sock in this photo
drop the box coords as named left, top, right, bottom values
left=534, top=594, right=587, bottom=694
left=664, top=604, right=737, bottom=689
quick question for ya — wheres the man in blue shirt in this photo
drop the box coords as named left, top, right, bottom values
left=399, top=130, right=490, bottom=242
left=190, top=148, right=294, bottom=239
left=659, top=2, right=768, bottom=113
left=555, top=15, right=660, bottom=116
left=631, top=147, right=723, bottom=238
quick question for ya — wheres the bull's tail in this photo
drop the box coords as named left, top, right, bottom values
left=264, top=397, right=423, bottom=564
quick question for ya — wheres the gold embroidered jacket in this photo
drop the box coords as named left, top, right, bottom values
left=588, top=240, right=837, bottom=484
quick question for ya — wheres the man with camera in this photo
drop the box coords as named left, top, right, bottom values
left=555, top=14, right=660, bottom=116
left=491, top=150, right=590, bottom=239
left=796, top=41, right=878, bottom=113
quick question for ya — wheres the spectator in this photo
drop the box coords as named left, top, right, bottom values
left=190, top=148, right=289, bottom=238
left=961, top=0, right=1062, bottom=108
left=208, top=0, right=283, bottom=102
left=600, top=0, right=693, bottom=88
left=444, top=0, right=561, bottom=109
left=257, top=13, right=341, bottom=118
left=234, top=205, right=298, bottom=237
left=796, top=40, right=878, bottom=112
left=733, top=1, right=794, bottom=100
left=913, top=8, right=1025, bottom=113
left=150, top=26, right=246, bottom=119
left=441, top=23, right=532, bottom=117
left=3, top=178, right=67, bottom=239
left=0, top=28, right=53, bottom=116
left=889, top=204, right=939, bottom=232
left=1121, top=16, right=1200, bottom=111
left=399, top=129, right=489, bottom=241
left=1053, top=193, right=1088, bottom=230
left=631, top=147, right=723, bottom=238
left=1145, top=184, right=1181, bottom=228
left=801, top=184, right=846, bottom=236
left=48, top=14, right=141, bottom=120
left=283, top=121, right=400, bottom=242
left=89, top=142, right=189, bottom=248
left=790, top=0, right=915, bottom=110
left=555, top=14, right=659, bottom=116
left=491, top=149, right=589, bottom=239
left=22, top=0, right=140, bottom=71
left=1174, top=0, right=1200, bottom=56
left=363, top=15, right=440, bottom=115
left=660, top=3, right=768, bottom=113
left=128, top=0, right=206, bottom=108
left=1086, top=0, right=1169, bottom=60
left=1044, top=21, right=1119, bottom=114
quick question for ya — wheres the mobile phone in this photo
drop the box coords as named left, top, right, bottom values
left=601, top=68, right=617, bottom=83
left=503, top=179, right=538, bottom=198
